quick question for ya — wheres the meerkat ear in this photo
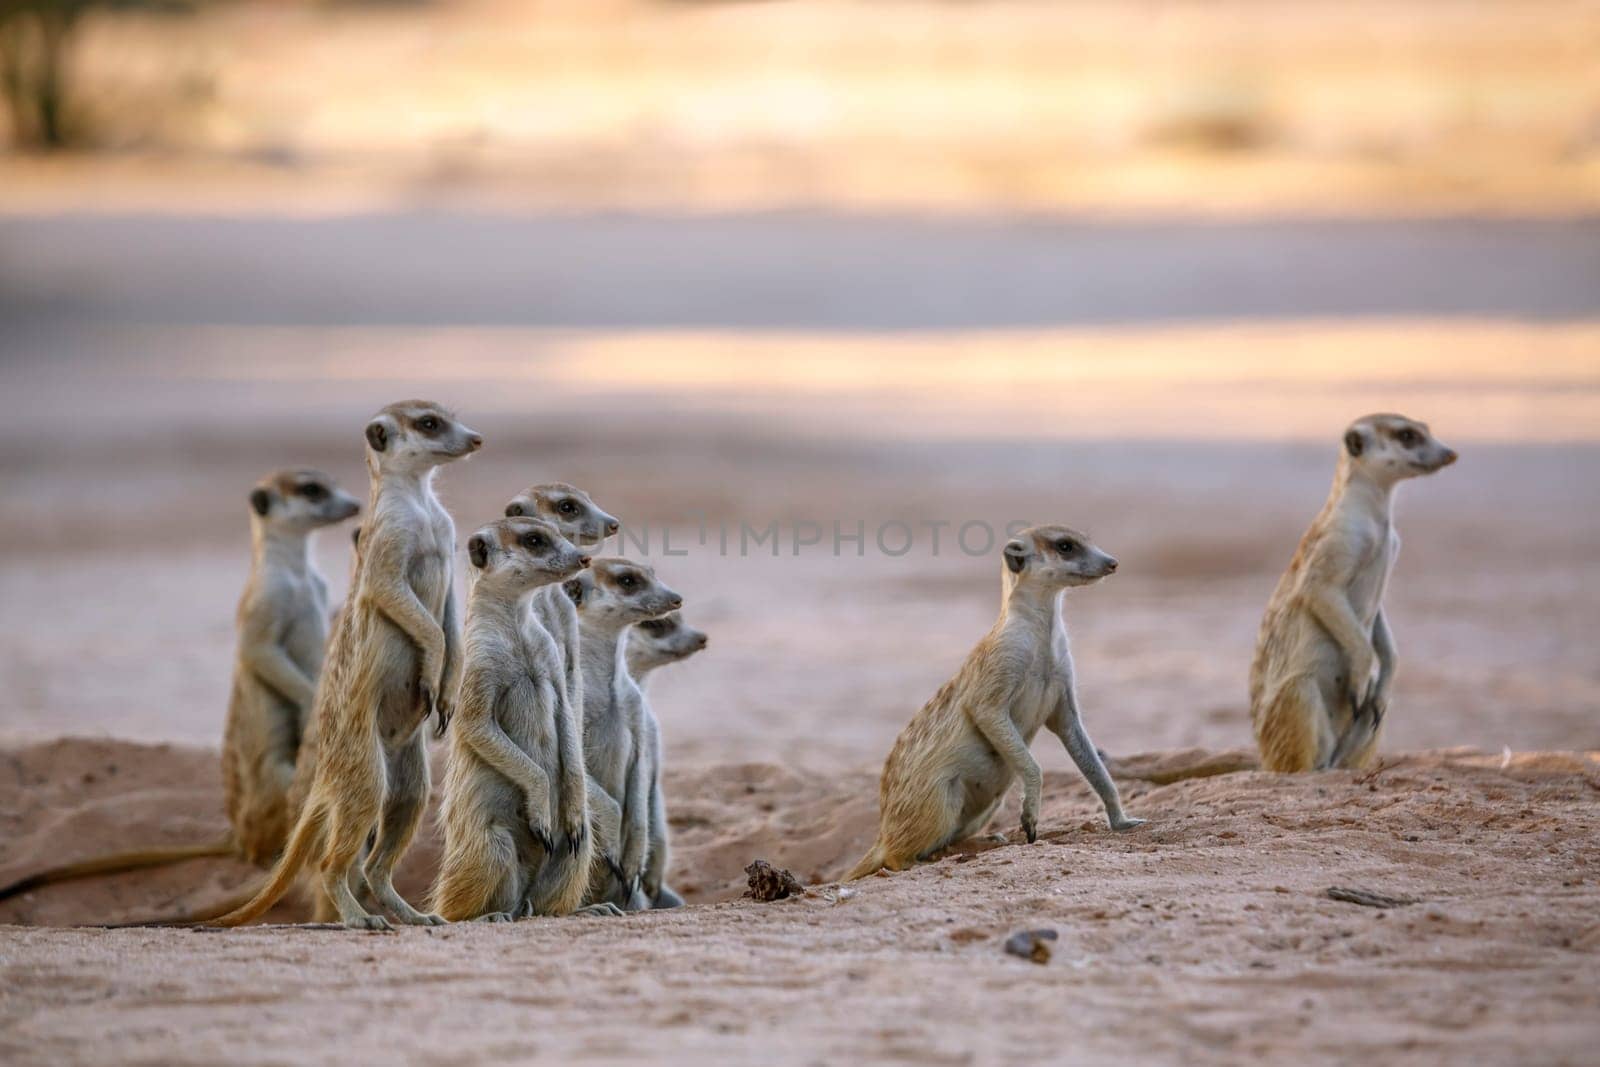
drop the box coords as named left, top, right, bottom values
left=504, top=501, right=525, bottom=517
left=365, top=419, right=390, bottom=453
left=468, top=534, right=490, bottom=570
left=1344, top=428, right=1365, bottom=457
left=249, top=488, right=272, bottom=516
left=1003, top=540, right=1027, bottom=574
left=562, top=578, right=585, bottom=605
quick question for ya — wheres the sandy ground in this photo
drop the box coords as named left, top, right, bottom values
left=2, top=742, right=1597, bottom=1065
left=1, top=209, right=1597, bottom=1062
left=4, top=0, right=1599, bottom=216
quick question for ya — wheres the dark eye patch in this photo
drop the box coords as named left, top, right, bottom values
left=520, top=532, right=547, bottom=552
left=638, top=619, right=668, bottom=635
left=298, top=483, right=328, bottom=502
left=557, top=499, right=578, bottom=515
left=1055, top=539, right=1078, bottom=555
left=415, top=415, right=443, bottom=435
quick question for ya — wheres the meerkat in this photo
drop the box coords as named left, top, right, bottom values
left=0, top=469, right=360, bottom=904
left=503, top=484, right=619, bottom=748
left=430, top=518, right=601, bottom=922
left=213, top=400, right=481, bottom=930
left=626, top=612, right=707, bottom=910
left=1251, top=413, right=1457, bottom=773
left=626, top=612, right=708, bottom=682
left=846, top=525, right=1142, bottom=880
left=565, top=559, right=682, bottom=911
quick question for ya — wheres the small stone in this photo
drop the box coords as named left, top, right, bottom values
left=743, top=860, right=804, bottom=902
left=1003, top=928, right=1057, bottom=964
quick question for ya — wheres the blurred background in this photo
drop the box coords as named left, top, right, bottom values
left=1, top=0, right=1597, bottom=771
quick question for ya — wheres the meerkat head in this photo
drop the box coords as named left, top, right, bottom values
left=1002, top=524, right=1118, bottom=589
left=627, top=612, right=708, bottom=677
left=1342, top=413, right=1458, bottom=484
left=249, top=469, right=360, bottom=533
left=562, top=558, right=683, bottom=632
left=466, top=517, right=590, bottom=599
left=363, top=400, right=483, bottom=475
left=503, top=482, right=620, bottom=549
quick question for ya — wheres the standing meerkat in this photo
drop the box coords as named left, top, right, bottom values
left=1251, top=413, right=1457, bottom=772
left=626, top=612, right=707, bottom=909
left=430, top=518, right=599, bottom=922
left=0, top=470, right=360, bottom=903
left=503, top=483, right=619, bottom=753
left=846, top=525, right=1142, bottom=881
left=565, top=559, right=682, bottom=911
left=214, top=400, right=482, bottom=930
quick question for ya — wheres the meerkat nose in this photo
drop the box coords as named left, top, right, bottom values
left=606, top=521, right=620, bottom=534
left=1104, top=557, right=1119, bottom=572
left=1440, top=448, right=1458, bottom=466
left=578, top=556, right=592, bottom=567
left=669, top=596, right=684, bottom=609
left=467, top=434, right=484, bottom=451
left=695, top=635, right=708, bottom=650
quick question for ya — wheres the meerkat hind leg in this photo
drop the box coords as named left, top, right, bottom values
left=322, top=813, right=390, bottom=931
left=1259, top=676, right=1338, bottom=773
left=363, top=740, right=445, bottom=926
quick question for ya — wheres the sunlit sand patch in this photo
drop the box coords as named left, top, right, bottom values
left=148, top=320, right=1600, bottom=443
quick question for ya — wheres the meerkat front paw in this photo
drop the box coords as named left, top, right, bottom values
left=475, top=911, right=515, bottom=923
left=527, top=821, right=556, bottom=855
left=346, top=913, right=393, bottom=932
left=576, top=902, right=625, bottom=918
left=1020, top=812, right=1038, bottom=844
left=560, top=811, right=589, bottom=857
left=1109, top=815, right=1146, bottom=831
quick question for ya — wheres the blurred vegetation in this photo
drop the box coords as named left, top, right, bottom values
left=0, top=0, right=189, bottom=148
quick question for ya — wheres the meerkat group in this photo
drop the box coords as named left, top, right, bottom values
left=2, top=406, right=1456, bottom=918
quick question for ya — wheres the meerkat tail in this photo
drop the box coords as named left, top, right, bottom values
left=1109, top=750, right=1261, bottom=785
left=843, top=841, right=889, bottom=882
left=90, top=880, right=272, bottom=929
left=0, top=836, right=236, bottom=902
left=211, top=802, right=325, bottom=927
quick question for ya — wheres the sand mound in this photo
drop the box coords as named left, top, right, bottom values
left=2, top=739, right=1598, bottom=1064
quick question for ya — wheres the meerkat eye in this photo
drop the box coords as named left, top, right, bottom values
left=1396, top=429, right=1420, bottom=447
left=505, top=502, right=525, bottom=518
left=299, top=483, right=328, bottom=502
left=558, top=500, right=578, bottom=515
left=639, top=619, right=665, bottom=635
left=1055, top=539, right=1078, bottom=555
left=417, top=415, right=440, bottom=433
left=618, top=574, right=636, bottom=590
left=521, top=533, right=547, bottom=552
